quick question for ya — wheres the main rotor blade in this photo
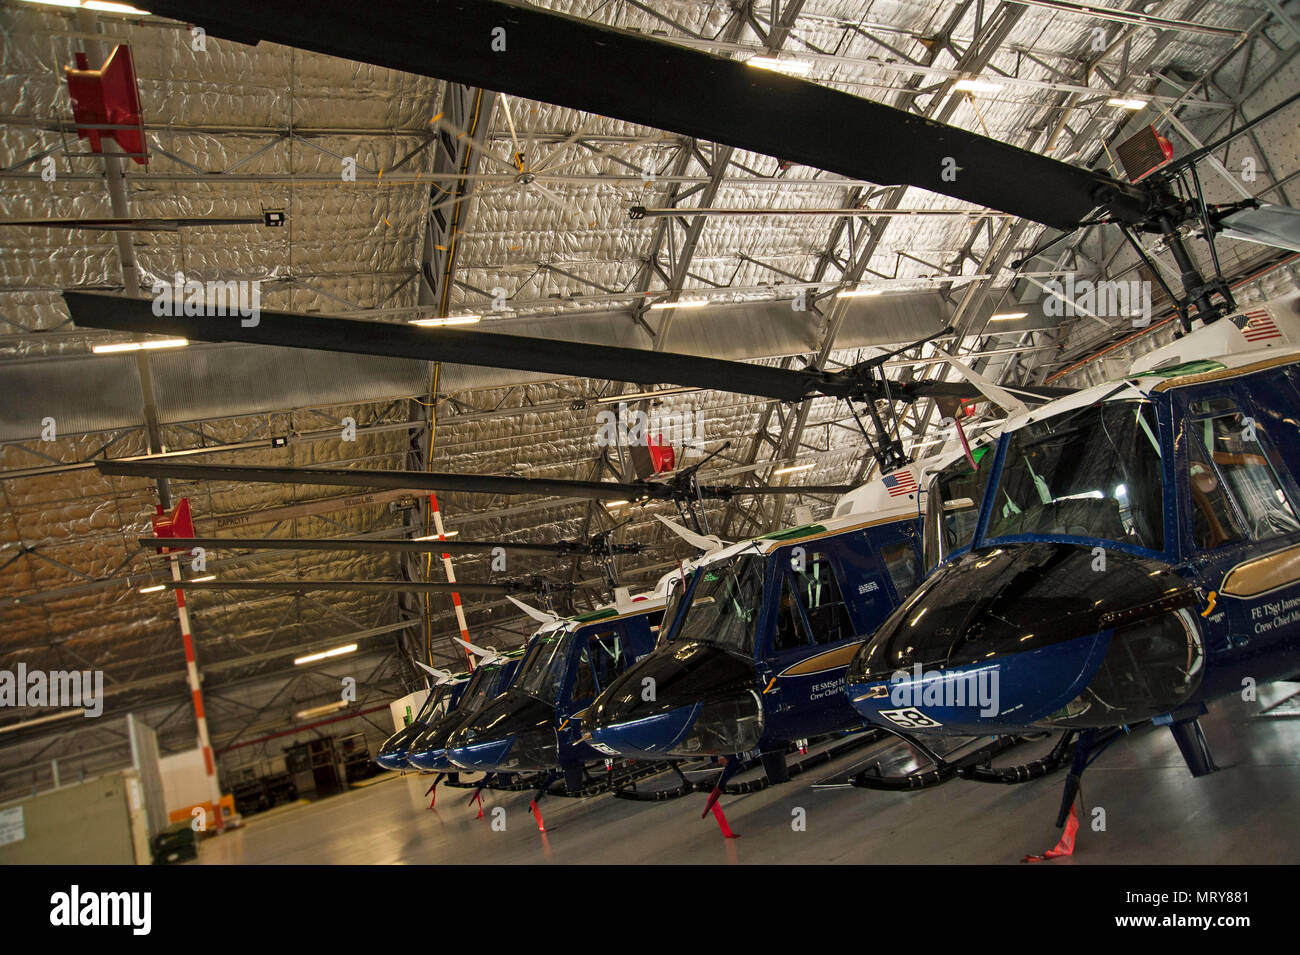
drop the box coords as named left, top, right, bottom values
left=97, top=460, right=851, bottom=501
left=156, top=579, right=543, bottom=595
left=65, top=292, right=824, bottom=403
left=138, top=535, right=642, bottom=556
left=136, top=0, right=1146, bottom=228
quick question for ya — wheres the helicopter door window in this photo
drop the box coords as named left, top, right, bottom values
left=773, top=576, right=811, bottom=652
left=880, top=540, right=921, bottom=598
left=1195, top=413, right=1298, bottom=541
left=1187, top=424, right=1248, bottom=549
left=571, top=647, right=597, bottom=701
left=792, top=553, right=853, bottom=644
left=573, top=629, right=621, bottom=699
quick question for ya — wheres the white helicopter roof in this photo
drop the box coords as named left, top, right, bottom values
left=989, top=295, right=1300, bottom=436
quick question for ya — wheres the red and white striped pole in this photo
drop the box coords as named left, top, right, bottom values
left=167, top=556, right=223, bottom=829
left=154, top=500, right=223, bottom=830
left=428, top=492, right=474, bottom=670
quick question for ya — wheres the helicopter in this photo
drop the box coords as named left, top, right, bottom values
left=443, top=576, right=677, bottom=803
left=374, top=665, right=468, bottom=772
left=405, top=643, right=527, bottom=775
left=581, top=459, right=943, bottom=820
left=844, top=294, right=1300, bottom=826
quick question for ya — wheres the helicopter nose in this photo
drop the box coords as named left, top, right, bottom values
left=406, top=718, right=460, bottom=771
left=588, top=642, right=763, bottom=758
left=845, top=542, right=1202, bottom=735
left=375, top=723, right=423, bottom=770
left=446, top=690, right=558, bottom=772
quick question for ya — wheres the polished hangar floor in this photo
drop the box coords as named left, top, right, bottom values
left=200, top=691, right=1300, bottom=865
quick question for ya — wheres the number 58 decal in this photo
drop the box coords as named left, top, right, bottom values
left=877, top=708, right=943, bottom=729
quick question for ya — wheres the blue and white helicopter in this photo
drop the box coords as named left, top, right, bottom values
left=375, top=665, right=468, bottom=772
left=845, top=294, right=1300, bottom=822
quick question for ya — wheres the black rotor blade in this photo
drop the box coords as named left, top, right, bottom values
left=136, top=0, right=1146, bottom=229
left=66, top=292, right=1066, bottom=405
left=138, top=535, right=642, bottom=556
left=155, top=579, right=543, bottom=595
left=97, top=460, right=851, bottom=501
left=65, top=291, right=824, bottom=403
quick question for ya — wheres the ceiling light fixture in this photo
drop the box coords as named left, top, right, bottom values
left=409, top=314, right=481, bottom=327
left=93, top=338, right=188, bottom=354
left=745, top=56, right=812, bottom=76
left=294, top=643, right=358, bottom=666
left=414, top=531, right=459, bottom=540
left=953, top=78, right=1003, bottom=94
left=83, top=1, right=151, bottom=12
left=295, top=700, right=349, bottom=721
left=189, top=575, right=216, bottom=582
left=773, top=462, right=815, bottom=475
left=647, top=299, right=709, bottom=310
left=138, top=584, right=166, bottom=594
left=1107, top=97, right=1148, bottom=110
left=990, top=311, right=1029, bottom=320
left=836, top=287, right=883, bottom=298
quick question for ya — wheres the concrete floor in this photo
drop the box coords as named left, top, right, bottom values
left=199, top=690, right=1300, bottom=864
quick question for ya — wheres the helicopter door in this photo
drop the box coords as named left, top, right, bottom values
left=1181, top=394, right=1300, bottom=654
left=570, top=627, right=624, bottom=709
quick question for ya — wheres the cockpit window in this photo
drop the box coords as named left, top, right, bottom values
left=661, top=567, right=693, bottom=639
left=422, top=684, right=455, bottom=722
left=669, top=552, right=764, bottom=656
left=923, top=444, right=994, bottom=570
left=986, top=400, right=1164, bottom=551
left=458, top=664, right=503, bottom=714
left=515, top=630, right=573, bottom=705
left=790, top=552, right=853, bottom=644
left=1190, top=411, right=1298, bottom=543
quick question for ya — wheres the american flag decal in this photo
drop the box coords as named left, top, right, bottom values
left=882, top=470, right=918, bottom=497
left=1240, top=308, right=1282, bottom=343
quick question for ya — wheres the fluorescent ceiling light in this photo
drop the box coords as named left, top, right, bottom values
left=414, top=530, right=458, bottom=540
left=990, top=311, right=1028, bottom=320
left=21, top=0, right=82, bottom=8
left=84, top=1, right=151, bottom=12
left=603, top=500, right=630, bottom=508
left=93, top=338, right=188, bottom=354
left=745, top=56, right=812, bottom=76
left=295, top=700, right=348, bottom=720
left=1107, top=98, right=1148, bottom=110
left=138, top=584, right=166, bottom=594
left=836, top=287, right=883, bottom=298
left=189, top=575, right=216, bottom=582
left=294, top=643, right=358, bottom=666
left=647, top=299, right=709, bottom=310
left=773, top=462, right=815, bottom=475
left=409, top=314, right=480, bottom=326
left=0, top=708, right=86, bottom=733
left=953, top=78, right=1002, bottom=93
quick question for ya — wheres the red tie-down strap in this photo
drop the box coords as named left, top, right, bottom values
left=1024, top=804, right=1079, bottom=862
left=528, top=799, right=546, bottom=832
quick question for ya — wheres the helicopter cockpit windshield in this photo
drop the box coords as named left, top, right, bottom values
left=985, top=400, right=1165, bottom=551
left=924, top=444, right=995, bottom=570
left=667, top=552, right=765, bottom=657
left=514, top=629, right=575, bottom=705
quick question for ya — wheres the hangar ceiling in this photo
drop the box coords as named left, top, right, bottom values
left=1, top=0, right=1296, bottom=795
